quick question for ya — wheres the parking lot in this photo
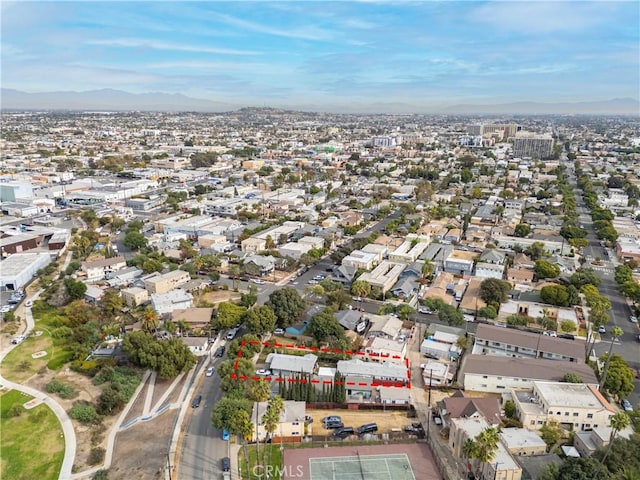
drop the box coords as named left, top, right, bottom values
left=305, top=408, right=416, bottom=437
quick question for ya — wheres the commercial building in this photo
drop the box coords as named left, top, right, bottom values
left=0, top=252, right=52, bottom=290
left=512, top=134, right=554, bottom=159
left=512, top=381, right=615, bottom=431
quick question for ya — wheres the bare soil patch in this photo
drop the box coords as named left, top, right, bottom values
left=109, top=408, right=179, bottom=480
left=305, top=408, right=414, bottom=435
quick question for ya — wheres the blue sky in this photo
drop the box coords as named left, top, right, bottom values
left=2, top=1, right=638, bottom=109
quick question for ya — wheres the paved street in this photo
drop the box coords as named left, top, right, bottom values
left=177, top=351, right=230, bottom=480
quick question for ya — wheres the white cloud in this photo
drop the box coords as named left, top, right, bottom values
left=87, top=38, right=260, bottom=56
left=209, top=12, right=335, bottom=41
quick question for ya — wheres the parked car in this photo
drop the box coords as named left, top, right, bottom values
left=543, top=331, right=557, bottom=337
left=206, top=367, right=215, bottom=377
left=324, top=420, right=344, bottom=430
left=273, top=328, right=285, bottom=335
left=215, top=346, right=226, bottom=357
left=630, top=316, right=638, bottom=324
left=11, top=335, right=25, bottom=345
left=333, top=427, right=354, bottom=439
left=221, top=457, right=231, bottom=472
left=352, top=296, right=362, bottom=302
left=621, top=399, right=634, bottom=412
left=255, top=369, right=272, bottom=376
left=598, top=326, right=606, bottom=334
left=356, top=423, right=378, bottom=435
left=191, top=395, right=202, bottom=408
left=418, top=307, right=433, bottom=314
left=322, top=416, right=341, bottom=424
left=251, top=279, right=265, bottom=285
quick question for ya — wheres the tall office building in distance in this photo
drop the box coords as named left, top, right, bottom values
left=512, top=133, right=554, bottom=159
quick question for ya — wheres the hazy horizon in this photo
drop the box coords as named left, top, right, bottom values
left=2, top=1, right=639, bottom=112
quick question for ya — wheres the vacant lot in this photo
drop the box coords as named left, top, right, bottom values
left=305, top=408, right=414, bottom=436
left=0, top=389, right=65, bottom=480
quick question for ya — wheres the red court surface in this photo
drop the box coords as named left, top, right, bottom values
left=282, top=443, right=442, bottom=480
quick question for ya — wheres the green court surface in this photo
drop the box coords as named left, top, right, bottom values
left=309, top=453, right=415, bottom=480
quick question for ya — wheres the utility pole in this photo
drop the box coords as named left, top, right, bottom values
left=166, top=452, right=173, bottom=480
left=427, top=368, right=433, bottom=441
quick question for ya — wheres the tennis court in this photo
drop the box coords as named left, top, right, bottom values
left=309, top=453, right=415, bottom=480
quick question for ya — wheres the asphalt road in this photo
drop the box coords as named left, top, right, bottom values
left=569, top=172, right=640, bottom=407
left=178, top=351, right=231, bottom=480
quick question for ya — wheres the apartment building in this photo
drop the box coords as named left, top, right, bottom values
left=512, top=381, right=615, bottom=431
left=388, top=235, right=430, bottom=263
left=356, top=260, right=405, bottom=293
left=81, top=256, right=127, bottom=282
left=120, top=287, right=149, bottom=307
left=512, top=133, right=554, bottom=159
left=341, top=250, right=378, bottom=270
left=474, top=261, right=505, bottom=279
left=144, top=270, right=191, bottom=294
left=460, top=355, right=598, bottom=394
left=472, top=324, right=584, bottom=363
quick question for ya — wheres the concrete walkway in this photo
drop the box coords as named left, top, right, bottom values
left=0, top=288, right=77, bottom=480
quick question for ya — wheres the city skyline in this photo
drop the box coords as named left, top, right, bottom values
left=2, top=1, right=639, bottom=112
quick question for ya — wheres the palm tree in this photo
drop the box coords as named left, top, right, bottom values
left=600, top=326, right=623, bottom=390
left=229, top=264, right=240, bottom=290
left=248, top=381, right=271, bottom=472
left=594, top=411, right=630, bottom=478
left=465, top=427, right=500, bottom=480
left=141, top=307, right=159, bottom=334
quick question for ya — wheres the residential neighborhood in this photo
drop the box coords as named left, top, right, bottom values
left=1, top=109, right=639, bottom=480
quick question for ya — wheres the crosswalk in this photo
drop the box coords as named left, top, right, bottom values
left=591, top=266, right=613, bottom=275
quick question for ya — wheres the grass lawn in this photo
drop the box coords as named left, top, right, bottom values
left=238, top=444, right=284, bottom=480
left=1, top=309, right=73, bottom=383
left=0, top=390, right=65, bottom=480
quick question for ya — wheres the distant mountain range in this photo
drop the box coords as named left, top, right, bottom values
left=2, top=88, right=638, bottom=115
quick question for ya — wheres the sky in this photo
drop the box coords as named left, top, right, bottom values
left=1, top=0, right=639, bottom=110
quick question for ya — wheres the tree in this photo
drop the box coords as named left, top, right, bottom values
left=123, top=230, right=148, bottom=250
left=561, top=373, right=583, bottom=383
left=244, top=305, right=277, bottom=335
left=556, top=457, right=612, bottom=480
left=99, top=289, right=124, bottom=322
left=540, top=285, right=570, bottom=306
left=540, top=421, right=561, bottom=451
left=265, top=288, right=306, bottom=327
left=211, top=393, right=253, bottom=430
left=479, top=278, right=511, bottom=305
left=122, top=331, right=196, bottom=379
left=514, top=223, right=531, bottom=237
left=600, top=412, right=631, bottom=469
left=571, top=268, right=602, bottom=288
left=96, top=385, right=125, bottom=415
left=262, top=395, right=285, bottom=467
left=600, top=353, right=635, bottom=399
left=614, top=265, right=634, bottom=285
left=239, top=285, right=258, bottom=308
left=351, top=280, right=371, bottom=298
left=438, top=304, right=464, bottom=326
left=247, top=379, right=271, bottom=403
left=600, top=326, right=624, bottom=391
left=65, top=278, right=87, bottom=300
left=464, top=426, right=500, bottom=479
left=535, top=260, right=561, bottom=279
left=307, top=308, right=344, bottom=343
left=477, top=306, right=497, bottom=319
left=526, top=241, right=548, bottom=260
left=215, top=302, right=247, bottom=330
left=140, top=307, right=159, bottom=334
left=504, top=400, right=516, bottom=418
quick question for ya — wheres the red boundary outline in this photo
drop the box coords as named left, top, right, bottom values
left=230, top=339, right=412, bottom=389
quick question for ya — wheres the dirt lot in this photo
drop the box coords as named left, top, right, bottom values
left=305, top=408, right=415, bottom=435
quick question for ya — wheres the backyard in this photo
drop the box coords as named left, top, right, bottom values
left=0, top=389, right=65, bottom=480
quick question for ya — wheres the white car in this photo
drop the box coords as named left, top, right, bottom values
left=598, top=326, right=606, bottom=334
left=273, top=328, right=285, bottom=335
left=255, top=369, right=272, bottom=376
left=251, top=279, right=265, bottom=285
left=543, top=331, right=557, bottom=337
left=418, top=307, right=433, bottom=314
left=0, top=305, right=11, bottom=313
left=11, top=335, right=25, bottom=345
left=630, top=316, right=638, bottom=324
left=206, top=367, right=215, bottom=377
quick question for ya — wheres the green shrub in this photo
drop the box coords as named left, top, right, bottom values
left=110, top=367, right=142, bottom=401
left=92, top=366, right=115, bottom=386
left=88, top=447, right=105, bottom=466
left=51, top=326, right=73, bottom=339
left=7, top=404, right=24, bottom=418
left=69, top=402, right=102, bottom=425
left=70, top=360, right=100, bottom=376
left=92, top=470, right=109, bottom=480
left=46, top=379, right=79, bottom=399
